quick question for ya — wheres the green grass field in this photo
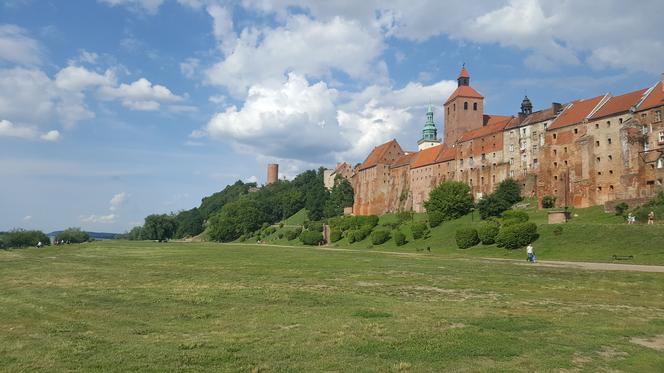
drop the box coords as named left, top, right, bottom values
left=1, top=241, right=663, bottom=371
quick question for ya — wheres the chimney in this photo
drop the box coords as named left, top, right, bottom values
left=552, top=102, right=563, bottom=114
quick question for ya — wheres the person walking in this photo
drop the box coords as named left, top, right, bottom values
left=648, top=210, right=655, bottom=225
left=526, top=244, right=535, bottom=263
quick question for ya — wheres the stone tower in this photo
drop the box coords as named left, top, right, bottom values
left=267, top=163, right=279, bottom=185
left=520, top=95, right=533, bottom=116
left=443, top=66, right=485, bottom=146
left=417, top=104, right=441, bottom=150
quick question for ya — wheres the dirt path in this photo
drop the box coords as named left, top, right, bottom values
left=222, top=243, right=664, bottom=273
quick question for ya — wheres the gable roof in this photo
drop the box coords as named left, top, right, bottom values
left=590, top=88, right=648, bottom=119
left=436, top=146, right=457, bottom=162
left=444, top=85, right=484, bottom=105
left=390, top=152, right=418, bottom=169
left=357, top=139, right=401, bottom=171
left=411, top=145, right=443, bottom=169
left=547, top=95, right=606, bottom=131
left=457, top=115, right=512, bottom=142
left=638, top=81, right=664, bottom=111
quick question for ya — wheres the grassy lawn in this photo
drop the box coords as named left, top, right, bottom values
left=1, top=241, right=664, bottom=371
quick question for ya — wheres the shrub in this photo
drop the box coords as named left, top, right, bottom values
left=477, top=221, right=500, bottom=245
left=411, top=222, right=430, bottom=240
left=330, top=230, right=342, bottom=243
left=239, top=234, right=247, bottom=242
left=495, top=222, right=539, bottom=249
left=279, top=222, right=284, bottom=229
left=381, top=221, right=401, bottom=230
left=300, top=231, right=324, bottom=245
left=285, top=229, right=300, bottom=241
left=2, top=229, right=50, bottom=248
left=455, top=228, right=480, bottom=249
left=614, top=202, right=629, bottom=216
left=541, top=195, right=556, bottom=208
left=553, top=226, right=563, bottom=236
left=371, top=229, right=391, bottom=245
left=396, top=211, right=414, bottom=224
left=328, top=215, right=378, bottom=233
left=501, top=210, right=529, bottom=226
left=428, top=210, right=445, bottom=228
left=348, top=227, right=372, bottom=243
left=277, top=232, right=284, bottom=239
left=55, top=227, right=90, bottom=244
left=304, top=221, right=324, bottom=232
left=477, top=194, right=512, bottom=220
left=393, top=231, right=406, bottom=246
left=424, top=181, right=474, bottom=222
left=494, top=178, right=522, bottom=205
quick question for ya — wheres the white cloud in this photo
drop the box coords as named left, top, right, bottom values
left=23, top=215, right=31, bottom=221
left=0, top=119, right=60, bottom=142
left=110, top=192, right=128, bottom=211
left=245, top=175, right=258, bottom=183
left=207, top=4, right=236, bottom=53
left=0, top=24, right=42, bottom=65
left=55, top=66, right=116, bottom=91
left=98, top=0, right=165, bottom=14
left=180, top=58, right=199, bottom=79
left=98, top=77, right=184, bottom=111
left=81, top=213, right=116, bottom=224
left=208, top=95, right=226, bottom=105
left=205, top=15, right=385, bottom=97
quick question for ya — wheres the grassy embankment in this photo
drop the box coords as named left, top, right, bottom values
left=1, top=241, right=663, bottom=371
left=257, top=200, right=664, bottom=265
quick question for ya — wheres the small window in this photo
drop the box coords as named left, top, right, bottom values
left=574, top=128, right=578, bottom=134
left=553, top=133, right=557, bottom=139
left=595, top=123, right=599, bottom=129
left=598, top=171, right=602, bottom=175
left=659, top=131, right=664, bottom=143
left=597, top=186, right=603, bottom=192
left=453, top=103, right=456, bottom=111
left=657, top=158, right=664, bottom=169
left=554, top=162, right=558, bottom=167
left=608, top=138, right=612, bottom=145
left=606, top=120, right=611, bottom=127
left=509, top=158, right=514, bottom=165
left=596, top=140, right=600, bottom=147
left=655, top=110, right=662, bottom=122
left=564, top=160, right=568, bottom=166
left=609, top=185, right=614, bottom=191
left=596, top=157, right=600, bottom=162
left=608, top=155, right=613, bottom=161
left=510, top=170, right=514, bottom=177
left=554, top=149, right=557, bottom=155
left=609, top=170, right=613, bottom=175
left=464, top=102, right=468, bottom=110
left=554, top=175, right=558, bottom=180
left=447, top=107, right=450, bottom=115
left=619, top=118, right=623, bottom=124
left=473, top=102, right=478, bottom=111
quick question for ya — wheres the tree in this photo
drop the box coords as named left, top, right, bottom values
left=477, top=194, right=512, bottom=220
left=1, top=229, right=50, bottom=248
left=55, top=228, right=90, bottom=243
left=174, top=208, right=204, bottom=238
left=494, top=178, right=522, bottom=205
left=424, top=181, right=474, bottom=221
left=142, top=214, right=177, bottom=241
left=207, top=198, right=266, bottom=242
left=324, top=178, right=354, bottom=218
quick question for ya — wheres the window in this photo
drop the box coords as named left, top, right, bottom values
left=564, top=147, right=567, bottom=153
left=522, top=128, right=527, bottom=136
left=481, top=153, right=486, bottom=160
left=564, top=160, right=568, bottom=166
left=597, top=186, right=603, bottom=192
left=554, top=175, right=558, bottom=180
left=473, top=102, right=478, bottom=111
left=656, top=110, right=662, bottom=123
left=608, top=138, right=612, bottom=145
left=608, top=155, right=613, bottom=161
left=509, top=144, right=514, bottom=152
left=464, top=101, right=468, bottom=110
left=493, top=152, right=496, bottom=158
left=644, top=142, right=650, bottom=152
left=509, top=158, right=514, bottom=165
left=554, top=149, right=557, bottom=156
left=554, top=162, right=558, bottom=167
left=596, top=157, right=601, bottom=162
left=596, top=140, right=600, bottom=147
left=447, top=107, right=450, bottom=115
left=574, top=128, right=578, bottom=134
left=659, top=131, right=664, bottom=143
left=510, top=130, right=514, bottom=138
left=606, top=120, right=611, bottom=127
left=553, top=133, right=557, bottom=139
left=619, top=118, right=623, bottom=124
left=454, top=103, right=456, bottom=111
left=609, top=170, right=613, bottom=175
left=658, top=157, right=664, bottom=169
left=510, top=170, right=514, bottom=177
left=595, top=123, right=599, bottom=129
left=598, top=171, right=602, bottom=175
left=609, top=185, right=614, bottom=191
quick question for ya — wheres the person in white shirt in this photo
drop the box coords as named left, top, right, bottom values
left=526, top=244, right=535, bottom=263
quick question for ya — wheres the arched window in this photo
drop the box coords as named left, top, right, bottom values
left=464, top=101, right=468, bottom=110
left=473, top=102, right=478, bottom=111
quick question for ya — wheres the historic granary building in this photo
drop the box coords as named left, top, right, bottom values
left=348, top=67, right=664, bottom=215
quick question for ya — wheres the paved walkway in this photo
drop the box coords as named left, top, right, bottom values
left=223, top=243, right=664, bottom=273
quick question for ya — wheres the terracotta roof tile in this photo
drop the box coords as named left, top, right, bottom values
left=457, top=115, right=512, bottom=143
left=590, top=88, right=648, bottom=119
left=459, top=67, right=469, bottom=78
left=411, top=145, right=444, bottom=169
left=357, top=139, right=402, bottom=171
left=483, top=114, right=512, bottom=126
left=436, top=146, right=457, bottom=162
left=390, top=152, right=418, bottom=168
left=638, top=81, right=664, bottom=111
left=547, top=95, right=606, bottom=131
left=444, top=85, right=484, bottom=105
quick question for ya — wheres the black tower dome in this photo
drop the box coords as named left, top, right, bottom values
left=520, top=95, right=533, bottom=115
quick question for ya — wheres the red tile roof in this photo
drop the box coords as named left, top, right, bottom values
left=444, top=85, right=484, bottom=105
left=459, top=67, right=469, bottom=78
left=411, top=145, right=443, bottom=169
left=638, top=81, right=664, bottom=111
left=357, top=139, right=401, bottom=171
left=590, top=88, right=647, bottom=119
left=547, top=95, right=606, bottom=131
left=390, top=152, right=418, bottom=168
left=436, top=146, right=457, bottom=162
left=458, top=115, right=512, bottom=142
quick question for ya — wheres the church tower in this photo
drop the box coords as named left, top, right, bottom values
left=443, top=66, right=485, bottom=146
left=417, top=104, right=441, bottom=150
left=520, top=95, right=533, bottom=116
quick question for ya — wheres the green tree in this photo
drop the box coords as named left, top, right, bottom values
left=207, top=198, right=266, bottom=242
left=477, top=194, right=512, bottom=220
left=142, top=214, right=177, bottom=241
left=324, top=178, right=354, bottom=218
left=174, top=208, right=204, bottom=238
left=2, top=229, right=50, bottom=248
left=424, top=181, right=474, bottom=221
left=494, top=178, right=522, bottom=205
left=55, top=228, right=90, bottom=243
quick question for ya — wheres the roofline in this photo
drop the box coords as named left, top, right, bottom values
left=586, top=93, right=612, bottom=119
left=635, top=83, right=658, bottom=111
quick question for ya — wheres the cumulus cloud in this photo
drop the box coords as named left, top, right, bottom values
left=98, top=0, right=165, bottom=14
left=205, top=14, right=386, bottom=97
left=81, top=213, right=116, bottom=224
left=110, top=192, right=128, bottom=211
left=98, top=77, right=184, bottom=111
left=0, top=24, right=42, bottom=65
left=0, top=119, right=60, bottom=142
left=180, top=58, right=199, bottom=79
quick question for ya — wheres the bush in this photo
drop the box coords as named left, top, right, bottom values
left=285, top=228, right=301, bottom=241
left=328, top=215, right=378, bottom=233
left=553, top=226, right=563, bottom=236
left=277, top=232, right=284, bottom=239
left=614, top=202, right=629, bottom=216
left=1, top=229, right=50, bottom=248
left=541, top=195, right=556, bottom=208
left=424, top=181, right=474, bottom=222
left=477, top=194, right=512, bottom=220
left=393, top=231, right=406, bottom=246
left=455, top=228, right=480, bottom=249
left=300, top=231, right=324, bottom=245
left=411, top=222, right=430, bottom=240
left=495, top=222, right=539, bottom=249
left=330, top=230, right=342, bottom=243
left=371, top=229, right=391, bottom=245
left=348, top=226, right=372, bottom=243
left=396, top=211, right=414, bottom=224
left=428, top=210, right=445, bottom=228
left=477, top=221, right=500, bottom=245
left=55, top=227, right=90, bottom=244
left=304, top=221, right=324, bottom=232
left=494, top=178, right=522, bottom=205
left=501, top=210, right=529, bottom=226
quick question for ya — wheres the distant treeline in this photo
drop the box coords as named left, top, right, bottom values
left=1, top=227, right=95, bottom=249
left=121, top=167, right=354, bottom=242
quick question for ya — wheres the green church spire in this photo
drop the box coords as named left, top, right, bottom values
left=421, top=103, right=437, bottom=141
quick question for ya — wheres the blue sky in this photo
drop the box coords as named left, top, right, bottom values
left=1, top=0, right=662, bottom=233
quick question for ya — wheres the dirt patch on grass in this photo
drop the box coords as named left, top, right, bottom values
left=630, top=335, right=664, bottom=351
left=598, top=346, right=628, bottom=359
left=572, top=353, right=592, bottom=365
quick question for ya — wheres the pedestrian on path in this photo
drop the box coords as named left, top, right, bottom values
left=527, top=244, right=536, bottom=263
